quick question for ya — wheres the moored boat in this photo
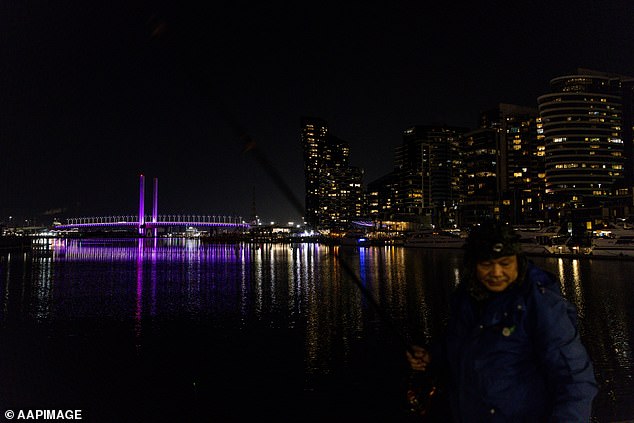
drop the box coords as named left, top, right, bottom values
left=515, top=225, right=562, bottom=244
left=403, top=230, right=465, bottom=249
left=517, top=237, right=552, bottom=255
left=515, top=226, right=561, bottom=255
left=338, top=231, right=371, bottom=247
left=516, top=225, right=593, bottom=255
left=591, top=234, right=634, bottom=257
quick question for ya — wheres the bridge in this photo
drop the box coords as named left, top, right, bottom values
left=54, top=175, right=250, bottom=236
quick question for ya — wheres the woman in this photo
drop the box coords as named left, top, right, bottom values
left=406, top=222, right=598, bottom=422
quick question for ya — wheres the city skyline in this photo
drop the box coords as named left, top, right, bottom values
left=2, top=1, right=634, bottom=223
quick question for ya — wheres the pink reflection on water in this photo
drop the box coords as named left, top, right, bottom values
left=135, top=240, right=144, bottom=352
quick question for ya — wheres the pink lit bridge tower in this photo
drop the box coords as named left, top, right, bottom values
left=55, top=174, right=249, bottom=235
left=137, top=174, right=160, bottom=236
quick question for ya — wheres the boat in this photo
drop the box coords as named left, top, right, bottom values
left=591, top=226, right=634, bottom=257
left=515, top=226, right=560, bottom=255
left=517, top=237, right=552, bottom=255
left=516, top=225, right=593, bottom=255
left=338, top=231, right=371, bottom=247
left=515, top=225, right=562, bottom=244
left=403, top=230, right=465, bottom=249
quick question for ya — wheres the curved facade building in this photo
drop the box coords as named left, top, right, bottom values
left=537, top=71, right=625, bottom=207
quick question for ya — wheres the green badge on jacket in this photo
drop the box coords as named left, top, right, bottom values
left=502, top=325, right=516, bottom=337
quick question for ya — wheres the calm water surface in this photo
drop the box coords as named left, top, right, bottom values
left=0, top=238, right=632, bottom=422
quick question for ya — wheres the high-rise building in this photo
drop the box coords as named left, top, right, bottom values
left=537, top=69, right=631, bottom=220
left=461, top=127, right=500, bottom=225
left=480, top=104, right=544, bottom=224
left=300, top=117, right=364, bottom=229
left=393, top=125, right=466, bottom=227
left=366, top=172, right=398, bottom=220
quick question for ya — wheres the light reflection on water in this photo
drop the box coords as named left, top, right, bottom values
left=530, top=255, right=634, bottom=422
left=0, top=239, right=632, bottom=422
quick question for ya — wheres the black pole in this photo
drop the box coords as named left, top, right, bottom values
left=146, top=10, right=414, bottom=354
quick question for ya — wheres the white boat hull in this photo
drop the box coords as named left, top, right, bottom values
left=591, top=248, right=634, bottom=257
left=403, top=231, right=465, bottom=249
left=518, top=240, right=552, bottom=255
left=592, top=234, right=634, bottom=257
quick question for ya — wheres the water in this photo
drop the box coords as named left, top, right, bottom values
left=0, top=238, right=632, bottom=422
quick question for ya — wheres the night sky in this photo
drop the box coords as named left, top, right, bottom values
left=2, top=1, right=633, bottom=224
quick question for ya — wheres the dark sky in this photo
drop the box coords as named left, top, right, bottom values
left=2, top=1, right=633, bottom=224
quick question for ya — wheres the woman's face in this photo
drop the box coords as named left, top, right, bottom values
left=475, top=255, right=519, bottom=293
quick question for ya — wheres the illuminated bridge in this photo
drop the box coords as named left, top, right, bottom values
left=54, top=175, right=250, bottom=236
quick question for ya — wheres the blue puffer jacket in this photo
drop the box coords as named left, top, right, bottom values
left=435, top=261, right=598, bottom=422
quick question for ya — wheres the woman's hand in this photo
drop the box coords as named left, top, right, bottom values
left=406, top=345, right=432, bottom=372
